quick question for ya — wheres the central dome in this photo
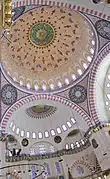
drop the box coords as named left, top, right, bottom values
left=1, top=6, right=97, bottom=92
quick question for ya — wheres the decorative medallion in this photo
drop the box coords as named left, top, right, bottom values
left=76, top=166, right=84, bottom=175
left=95, top=20, right=110, bottom=40
left=54, top=136, right=62, bottom=143
left=26, top=105, right=57, bottom=119
left=1, top=84, right=17, bottom=105
left=30, top=22, right=55, bottom=47
left=12, top=6, right=25, bottom=21
left=69, top=85, right=87, bottom=104
left=1, top=6, right=97, bottom=93
left=22, top=138, right=29, bottom=147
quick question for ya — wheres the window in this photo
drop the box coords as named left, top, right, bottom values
left=10, top=122, right=13, bottom=128
left=76, top=141, right=80, bottom=147
left=70, top=143, right=74, bottom=149
left=55, top=162, right=61, bottom=174
left=107, top=94, right=110, bottom=100
left=26, top=132, right=30, bottom=138
left=39, top=144, right=46, bottom=154
left=30, top=148, right=35, bottom=155
left=44, top=163, right=51, bottom=176
left=81, top=139, right=84, bottom=145
left=65, top=144, right=69, bottom=150
left=57, top=127, right=62, bottom=134
left=62, top=125, right=67, bottom=131
left=38, top=132, right=43, bottom=139
left=21, top=130, right=24, bottom=137
left=16, top=128, right=20, bottom=135
left=12, top=125, right=15, bottom=131
left=44, top=131, right=49, bottom=138
left=51, top=130, right=56, bottom=136
left=70, top=117, right=76, bottom=124
left=67, top=121, right=72, bottom=128
left=32, top=132, right=36, bottom=139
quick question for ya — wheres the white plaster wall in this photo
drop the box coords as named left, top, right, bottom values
left=95, top=53, right=110, bottom=122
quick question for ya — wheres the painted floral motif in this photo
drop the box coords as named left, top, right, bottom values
left=26, top=105, right=57, bottom=119
left=30, top=23, right=55, bottom=47
left=95, top=20, right=110, bottom=40
left=69, top=85, right=87, bottom=104
left=1, top=84, right=17, bottom=105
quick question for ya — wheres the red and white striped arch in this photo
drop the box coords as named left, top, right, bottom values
left=12, top=0, right=110, bottom=21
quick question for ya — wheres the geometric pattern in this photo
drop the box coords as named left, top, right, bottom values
left=1, top=84, right=17, bottom=105
left=95, top=20, right=110, bottom=40
left=26, top=105, right=57, bottom=119
left=69, top=85, right=87, bottom=104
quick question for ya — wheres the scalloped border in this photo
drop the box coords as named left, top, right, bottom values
left=1, top=94, right=93, bottom=133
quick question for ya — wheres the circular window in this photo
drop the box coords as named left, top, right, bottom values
left=22, top=138, right=29, bottom=147
left=54, top=136, right=62, bottom=143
